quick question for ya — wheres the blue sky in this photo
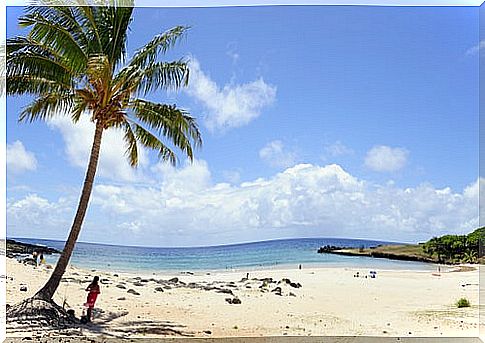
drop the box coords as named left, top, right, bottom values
left=6, top=5, right=480, bottom=246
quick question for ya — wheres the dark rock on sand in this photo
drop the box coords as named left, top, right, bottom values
left=133, top=282, right=144, bottom=287
left=271, top=287, right=282, bottom=293
left=117, top=297, right=126, bottom=301
left=19, top=286, right=27, bottom=292
left=169, top=277, right=179, bottom=283
left=260, top=278, right=274, bottom=283
left=289, top=282, right=302, bottom=288
left=116, top=284, right=126, bottom=289
left=154, top=287, right=164, bottom=292
left=127, top=289, right=140, bottom=295
left=225, top=297, right=242, bottom=305
left=203, top=330, right=212, bottom=335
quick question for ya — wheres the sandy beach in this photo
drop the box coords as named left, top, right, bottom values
left=4, top=256, right=479, bottom=338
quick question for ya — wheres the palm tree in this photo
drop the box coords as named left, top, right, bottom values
left=7, top=2, right=201, bottom=303
left=462, top=250, right=478, bottom=264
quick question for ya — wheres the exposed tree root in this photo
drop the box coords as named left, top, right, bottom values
left=6, top=297, right=78, bottom=329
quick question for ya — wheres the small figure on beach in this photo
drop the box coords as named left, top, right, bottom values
left=299, top=264, right=302, bottom=270
left=246, top=272, right=249, bottom=279
left=32, top=251, right=38, bottom=266
left=84, top=276, right=101, bottom=322
left=39, top=253, right=46, bottom=265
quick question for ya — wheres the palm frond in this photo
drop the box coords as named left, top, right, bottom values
left=7, top=75, right=72, bottom=96
left=109, top=5, right=134, bottom=66
left=71, top=88, right=97, bottom=122
left=19, top=11, right=88, bottom=72
left=6, top=39, right=76, bottom=96
left=130, top=99, right=201, bottom=160
left=24, top=6, right=90, bottom=55
left=111, top=65, right=142, bottom=97
left=7, top=51, right=76, bottom=86
left=137, top=59, right=189, bottom=95
left=20, top=93, right=74, bottom=123
left=128, top=122, right=177, bottom=166
left=76, top=4, right=103, bottom=53
left=122, top=122, right=139, bottom=167
left=128, top=26, right=188, bottom=70
left=7, top=36, right=62, bottom=60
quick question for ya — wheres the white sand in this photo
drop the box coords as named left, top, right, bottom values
left=4, top=257, right=479, bottom=338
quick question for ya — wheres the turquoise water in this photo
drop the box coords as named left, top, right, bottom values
left=12, top=237, right=436, bottom=273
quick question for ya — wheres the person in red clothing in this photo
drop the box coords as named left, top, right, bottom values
left=84, top=276, right=100, bottom=322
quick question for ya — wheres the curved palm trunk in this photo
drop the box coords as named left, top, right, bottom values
left=34, top=121, right=104, bottom=301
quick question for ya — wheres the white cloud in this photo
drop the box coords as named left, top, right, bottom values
left=186, top=58, right=276, bottom=131
left=365, top=145, right=409, bottom=172
left=259, top=140, right=297, bottom=168
left=323, top=141, right=354, bottom=158
left=118, top=220, right=142, bottom=234
left=465, top=40, right=485, bottom=56
left=7, top=141, right=37, bottom=174
left=48, top=115, right=149, bottom=182
left=7, top=162, right=478, bottom=245
left=7, top=194, right=73, bottom=237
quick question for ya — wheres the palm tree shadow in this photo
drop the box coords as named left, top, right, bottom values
left=7, top=304, right=193, bottom=338
left=81, top=308, right=194, bottom=337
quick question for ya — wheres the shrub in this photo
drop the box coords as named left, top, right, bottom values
left=456, top=298, right=471, bottom=308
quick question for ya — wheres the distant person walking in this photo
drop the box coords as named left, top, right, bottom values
left=32, top=251, right=38, bottom=266
left=84, top=276, right=101, bottom=322
left=39, top=253, right=46, bottom=265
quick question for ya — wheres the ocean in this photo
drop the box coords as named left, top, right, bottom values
left=10, top=237, right=436, bottom=273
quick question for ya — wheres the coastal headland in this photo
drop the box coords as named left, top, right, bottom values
left=318, top=244, right=439, bottom=264
left=318, top=227, right=485, bottom=266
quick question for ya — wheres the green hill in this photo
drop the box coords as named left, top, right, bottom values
left=422, top=227, right=484, bottom=264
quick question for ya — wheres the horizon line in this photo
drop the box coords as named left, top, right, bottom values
left=8, top=235, right=411, bottom=250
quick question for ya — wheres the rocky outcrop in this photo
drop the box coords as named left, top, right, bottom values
left=7, top=239, right=60, bottom=257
